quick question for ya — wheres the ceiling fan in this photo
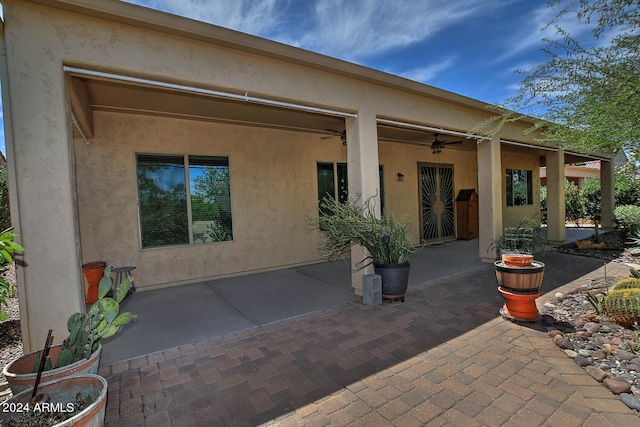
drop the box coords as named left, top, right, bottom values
left=430, top=133, right=462, bottom=154
left=321, top=129, right=346, bottom=145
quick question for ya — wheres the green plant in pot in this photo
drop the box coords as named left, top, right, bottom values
left=3, top=266, right=136, bottom=394
left=489, top=217, right=546, bottom=267
left=314, top=195, right=415, bottom=301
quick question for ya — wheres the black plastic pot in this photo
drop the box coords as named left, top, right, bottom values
left=374, top=263, right=410, bottom=302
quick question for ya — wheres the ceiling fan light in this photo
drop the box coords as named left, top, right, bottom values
left=432, top=146, right=442, bottom=154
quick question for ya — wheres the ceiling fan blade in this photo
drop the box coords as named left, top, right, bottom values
left=441, top=140, right=463, bottom=145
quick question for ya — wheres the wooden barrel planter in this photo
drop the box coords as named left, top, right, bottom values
left=495, top=260, right=545, bottom=321
left=494, top=260, right=545, bottom=293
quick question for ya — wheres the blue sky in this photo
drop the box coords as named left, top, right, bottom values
left=0, top=0, right=597, bottom=154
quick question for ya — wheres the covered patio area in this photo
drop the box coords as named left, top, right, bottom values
left=101, top=229, right=594, bottom=365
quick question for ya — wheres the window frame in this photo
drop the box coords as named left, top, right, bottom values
left=136, top=152, right=233, bottom=249
left=506, top=168, right=533, bottom=207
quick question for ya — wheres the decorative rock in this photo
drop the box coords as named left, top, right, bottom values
left=619, top=393, right=640, bottom=411
left=592, top=350, right=606, bottom=359
left=577, top=349, right=592, bottom=357
left=583, top=322, right=601, bottom=333
left=548, top=329, right=563, bottom=337
left=628, top=363, right=640, bottom=372
left=574, top=355, right=593, bottom=367
left=611, top=337, right=623, bottom=346
left=617, top=350, right=636, bottom=361
left=631, top=358, right=640, bottom=366
left=555, top=337, right=574, bottom=350
left=564, top=349, right=578, bottom=358
left=603, top=378, right=631, bottom=394
left=585, top=366, right=609, bottom=382
left=603, top=343, right=613, bottom=352
left=555, top=292, right=565, bottom=300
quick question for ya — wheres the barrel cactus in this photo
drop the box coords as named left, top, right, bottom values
left=602, top=278, right=640, bottom=327
left=611, top=278, right=640, bottom=290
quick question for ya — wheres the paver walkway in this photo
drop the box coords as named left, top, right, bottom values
left=100, top=253, right=640, bottom=426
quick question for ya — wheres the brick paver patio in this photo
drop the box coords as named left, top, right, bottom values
left=100, top=253, right=640, bottom=426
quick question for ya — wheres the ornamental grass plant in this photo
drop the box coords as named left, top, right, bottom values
left=314, top=195, right=415, bottom=268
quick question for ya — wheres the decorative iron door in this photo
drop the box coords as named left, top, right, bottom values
left=420, top=164, right=455, bottom=242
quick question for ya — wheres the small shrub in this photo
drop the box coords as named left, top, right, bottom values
left=614, top=205, right=640, bottom=235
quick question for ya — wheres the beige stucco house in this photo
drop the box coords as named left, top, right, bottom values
left=1, top=0, right=615, bottom=352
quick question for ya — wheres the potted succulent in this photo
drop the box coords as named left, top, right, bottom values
left=489, top=217, right=546, bottom=266
left=3, top=266, right=136, bottom=394
left=313, top=195, right=416, bottom=301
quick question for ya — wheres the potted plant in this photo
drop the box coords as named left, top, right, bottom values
left=3, top=266, right=136, bottom=394
left=0, top=374, right=107, bottom=426
left=489, top=217, right=546, bottom=266
left=313, top=195, right=416, bottom=301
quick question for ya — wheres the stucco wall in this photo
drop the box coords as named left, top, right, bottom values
left=75, top=112, right=480, bottom=290
left=75, top=112, right=348, bottom=289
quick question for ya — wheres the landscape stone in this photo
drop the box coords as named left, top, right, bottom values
left=603, top=378, right=631, bottom=394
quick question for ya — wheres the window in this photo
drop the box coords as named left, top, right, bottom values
left=137, top=154, right=233, bottom=248
left=506, top=169, right=533, bottom=206
left=317, top=162, right=385, bottom=215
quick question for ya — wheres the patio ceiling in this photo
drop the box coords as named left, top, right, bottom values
left=65, top=70, right=606, bottom=164
left=65, top=69, right=474, bottom=151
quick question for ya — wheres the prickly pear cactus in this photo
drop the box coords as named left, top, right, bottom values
left=58, top=265, right=136, bottom=367
left=602, top=281, right=640, bottom=327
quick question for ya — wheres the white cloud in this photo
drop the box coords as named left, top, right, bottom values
left=125, top=0, right=506, bottom=61
left=497, top=1, right=595, bottom=61
left=397, top=56, right=458, bottom=84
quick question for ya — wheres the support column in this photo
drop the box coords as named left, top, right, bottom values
left=346, top=112, right=380, bottom=295
left=2, top=40, right=84, bottom=352
left=600, top=160, right=615, bottom=231
left=546, top=148, right=566, bottom=245
left=478, top=136, right=502, bottom=262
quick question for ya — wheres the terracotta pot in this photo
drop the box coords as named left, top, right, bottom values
left=498, top=286, right=542, bottom=321
left=374, top=263, right=410, bottom=302
left=82, top=261, right=106, bottom=304
left=501, top=253, right=534, bottom=267
left=0, top=374, right=107, bottom=427
left=2, top=344, right=102, bottom=395
left=494, top=260, right=545, bottom=292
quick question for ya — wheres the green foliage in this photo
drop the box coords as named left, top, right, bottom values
left=565, top=180, right=585, bottom=224
left=54, top=266, right=136, bottom=368
left=474, top=0, right=640, bottom=162
left=0, top=167, right=10, bottom=232
left=586, top=291, right=604, bottom=314
left=313, top=195, right=415, bottom=268
left=578, top=168, right=640, bottom=225
left=603, top=279, right=640, bottom=327
left=614, top=205, right=640, bottom=235
left=490, top=217, right=546, bottom=255
left=540, top=185, right=548, bottom=225
left=579, top=177, right=602, bottom=222
left=0, top=228, right=23, bottom=321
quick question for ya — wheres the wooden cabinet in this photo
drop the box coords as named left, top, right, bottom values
left=456, top=189, right=478, bottom=240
